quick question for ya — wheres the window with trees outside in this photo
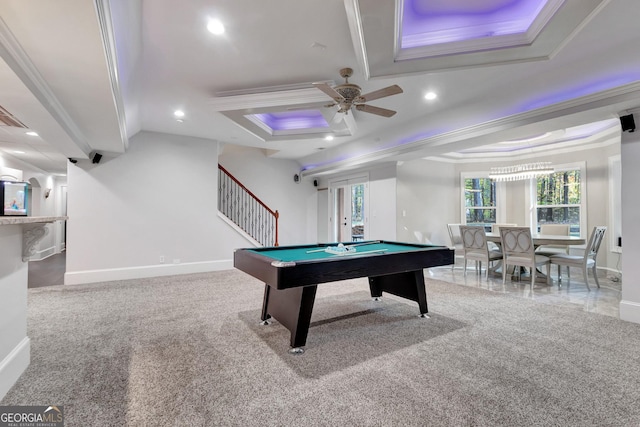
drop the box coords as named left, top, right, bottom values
left=464, top=177, right=497, bottom=231
left=534, top=167, right=583, bottom=236
left=351, top=184, right=365, bottom=241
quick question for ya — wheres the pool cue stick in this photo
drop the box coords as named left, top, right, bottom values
left=345, top=240, right=381, bottom=248
left=306, top=247, right=329, bottom=253
left=330, top=248, right=388, bottom=256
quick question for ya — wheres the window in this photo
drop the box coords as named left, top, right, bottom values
left=463, top=177, right=497, bottom=230
left=533, top=165, right=584, bottom=236
left=351, top=184, right=365, bottom=241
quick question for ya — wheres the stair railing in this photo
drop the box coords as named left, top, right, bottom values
left=218, top=164, right=279, bottom=246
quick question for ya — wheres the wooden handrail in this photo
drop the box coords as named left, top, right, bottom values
left=218, top=164, right=279, bottom=246
left=218, top=164, right=277, bottom=216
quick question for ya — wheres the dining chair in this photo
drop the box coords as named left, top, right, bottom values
left=499, top=226, right=551, bottom=288
left=491, top=223, right=517, bottom=234
left=536, top=224, right=570, bottom=277
left=459, top=225, right=503, bottom=279
left=489, top=223, right=516, bottom=251
left=447, top=223, right=465, bottom=270
left=549, top=226, right=607, bottom=291
left=536, top=224, right=570, bottom=256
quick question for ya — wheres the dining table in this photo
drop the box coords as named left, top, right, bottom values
left=485, top=232, right=585, bottom=247
left=484, top=232, right=586, bottom=282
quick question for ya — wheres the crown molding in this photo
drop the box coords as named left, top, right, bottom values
left=94, top=0, right=129, bottom=151
left=0, top=17, right=92, bottom=155
left=300, top=81, right=640, bottom=177
left=344, top=0, right=369, bottom=80
left=209, top=87, right=332, bottom=111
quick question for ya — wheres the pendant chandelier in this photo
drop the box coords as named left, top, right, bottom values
left=489, top=162, right=554, bottom=182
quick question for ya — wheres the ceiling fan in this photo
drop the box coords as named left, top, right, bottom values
left=313, top=68, right=403, bottom=117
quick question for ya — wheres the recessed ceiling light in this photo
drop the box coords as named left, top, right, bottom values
left=324, top=135, right=334, bottom=141
left=174, top=110, right=185, bottom=118
left=424, top=92, right=437, bottom=100
left=25, top=131, right=38, bottom=136
left=207, top=18, right=225, bottom=35
left=13, top=150, right=25, bottom=154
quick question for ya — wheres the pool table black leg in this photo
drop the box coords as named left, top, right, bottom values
left=368, top=270, right=430, bottom=318
left=260, top=284, right=318, bottom=353
left=260, top=284, right=272, bottom=324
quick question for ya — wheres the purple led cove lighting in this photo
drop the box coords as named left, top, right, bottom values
left=301, top=72, right=640, bottom=174
left=520, top=73, right=640, bottom=111
left=401, top=0, right=548, bottom=48
left=251, top=110, right=329, bottom=131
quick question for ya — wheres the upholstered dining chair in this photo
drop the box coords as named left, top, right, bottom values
left=549, top=226, right=607, bottom=291
left=459, top=225, right=503, bottom=279
left=499, top=226, right=551, bottom=288
left=447, top=223, right=465, bottom=270
left=491, top=223, right=517, bottom=234
left=536, top=224, right=570, bottom=277
left=536, top=224, right=571, bottom=256
left=489, top=223, right=516, bottom=251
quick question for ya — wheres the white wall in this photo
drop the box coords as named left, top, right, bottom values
left=316, top=188, right=329, bottom=242
left=0, top=225, right=30, bottom=401
left=396, top=159, right=457, bottom=246
left=368, top=164, right=397, bottom=241
left=218, top=145, right=318, bottom=245
left=620, top=130, right=640, bottom=323
left=65, top=134, right=319, bottom=284
left=65, top=131, right=250, bottom=284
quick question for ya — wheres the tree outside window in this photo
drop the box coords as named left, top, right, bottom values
left=351, top=184, right=365, bottom=241
left=464, top=177, right=496, bottom=231
left=535, top=169, right=581, bottom=236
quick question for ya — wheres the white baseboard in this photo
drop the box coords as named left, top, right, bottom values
left=619, top=300, right=640, bottom=324
left=0, top=337, right=30, bottom=401
left=64, top=259, right=234, bottom=285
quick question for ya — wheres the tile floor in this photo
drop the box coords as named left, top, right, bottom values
left=428, top=260, right=622, bottom=318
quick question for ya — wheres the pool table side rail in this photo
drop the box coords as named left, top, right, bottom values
left=234, top=243, right=454, bottom=290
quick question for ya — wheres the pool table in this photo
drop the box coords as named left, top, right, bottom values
left=234, top=240, right=454, bottom=353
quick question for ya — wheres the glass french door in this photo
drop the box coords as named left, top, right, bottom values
left=330, top=178, right=367, bottom=243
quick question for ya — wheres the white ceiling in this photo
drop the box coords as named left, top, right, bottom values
left=0, top=0, right=639, bottom=177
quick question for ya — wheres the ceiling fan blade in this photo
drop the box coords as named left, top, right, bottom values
left=355, top=104, right=397, bottom=118
left=359, top=84, right=403, bottom=102
left=313, top=82, right=345, bottom=102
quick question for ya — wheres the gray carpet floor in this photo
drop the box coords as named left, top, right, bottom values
left=2, top=269, right=640, bottom=426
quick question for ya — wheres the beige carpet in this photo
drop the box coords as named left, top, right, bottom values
left=2, top=269, right=640, bottom=426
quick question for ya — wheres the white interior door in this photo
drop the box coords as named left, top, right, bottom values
left=331, top=185, right=350, bottom=242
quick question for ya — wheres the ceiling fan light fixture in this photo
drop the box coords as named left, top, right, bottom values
left=313, top=68, right=403, bottom=118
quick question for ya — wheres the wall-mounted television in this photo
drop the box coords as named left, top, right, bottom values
left=1, top=180, right=29, bottom=216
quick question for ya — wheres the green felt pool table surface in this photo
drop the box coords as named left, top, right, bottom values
left=247, top=241, right=440, bottom=263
